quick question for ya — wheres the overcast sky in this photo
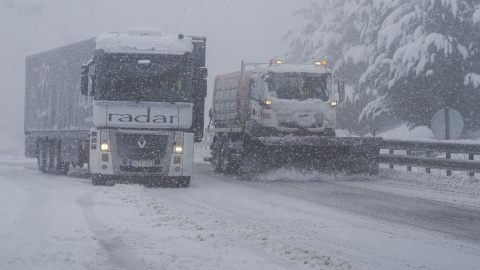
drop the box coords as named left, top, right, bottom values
left=0, top=0, right=305, bottom=143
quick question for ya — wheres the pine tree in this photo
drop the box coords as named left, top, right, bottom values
left=284, top=0, right=480, bottom=136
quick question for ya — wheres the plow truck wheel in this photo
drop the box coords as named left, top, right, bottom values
left=219, top=136, right=240, bottom=174
left=211, top=136, right=223, bottom=172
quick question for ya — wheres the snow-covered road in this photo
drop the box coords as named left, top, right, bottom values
left=1, top=149, right=480, bottom=270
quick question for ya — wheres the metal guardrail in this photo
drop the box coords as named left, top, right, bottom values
left=379, top=138, right=480, bottom=175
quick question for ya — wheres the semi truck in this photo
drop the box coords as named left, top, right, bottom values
left=206, top=60, right=381, bottom=174
left=24, top=29, right=207, bottom=186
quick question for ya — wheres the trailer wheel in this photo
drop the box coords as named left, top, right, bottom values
left=37, top=140, right=47, bottom=173
left=53, top=140, right=69, bottom=175
left=44, top=139, right=55, bottom=174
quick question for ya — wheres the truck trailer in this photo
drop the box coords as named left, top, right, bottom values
left=206, top=60, right=381, bottom=174
left=25, top=29, right=207, bottom=186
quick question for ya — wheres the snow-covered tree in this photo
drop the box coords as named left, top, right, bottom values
left=285, top=0, right=480, bottom=135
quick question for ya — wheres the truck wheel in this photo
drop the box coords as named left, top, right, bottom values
left=92, top=175, right=108, bottom=186
left=45, top=139, right=55, bottom=174
left=53, top=140, right=69, bottom=175
left=217, top=139, right=227, bottom=173
left=176, top=176, right=190, bottom=188
left=37, top=140, right=47, bottom=173
left=211, top=137, right=223, bottom=172
left=219, top=137, right=240, bottom=174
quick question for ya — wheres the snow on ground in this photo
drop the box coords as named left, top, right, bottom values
left=1, top=126, right=480, bottom=270
left=377, top=124, right=434, bottom=139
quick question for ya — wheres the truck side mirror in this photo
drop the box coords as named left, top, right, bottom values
left=194, top=67, right=208, bottom=79
left=80, top=65, right=89, bottom=96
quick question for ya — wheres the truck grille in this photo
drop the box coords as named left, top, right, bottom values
left=116, top=134, right=168, bottom=160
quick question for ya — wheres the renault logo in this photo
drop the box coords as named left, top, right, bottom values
left=137, top=135, right=147, bottom=148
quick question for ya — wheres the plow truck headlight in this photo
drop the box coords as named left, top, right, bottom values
left=175, top=146, right=183, bottom=153
left=101, top=142, right=109, bottom=151
left=331, top=100, right=339, bottom=107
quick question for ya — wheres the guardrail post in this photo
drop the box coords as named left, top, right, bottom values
left=407, top=150, right=411, bottom=171
left=389, top=149, right=394, bottom=169
left=446, top=152, right=451, bottom=176
left=445, top=107, right=450, bottom=140
left=426, top=150, right=430, bottom=174
left=469, top=154, right=474, bottom=177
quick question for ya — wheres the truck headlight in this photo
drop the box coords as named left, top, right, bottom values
left=101, top=143, right=109, bottom=151
left=331, top=100, right=339, bottom=107
left=174, top=133, right=184, bottom=154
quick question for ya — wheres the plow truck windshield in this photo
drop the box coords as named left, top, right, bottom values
left=267, top=72, right=331, bottom=101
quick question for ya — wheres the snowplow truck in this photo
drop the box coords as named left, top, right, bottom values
left=206, top=60, right=382, bottom=174
left=24, top=29, right=207, bottom=186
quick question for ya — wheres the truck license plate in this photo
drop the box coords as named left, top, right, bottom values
left=130, top=160, right=154, bottom=167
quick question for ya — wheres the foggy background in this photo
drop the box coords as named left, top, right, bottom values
left=0, top=0, right=305, bottom=146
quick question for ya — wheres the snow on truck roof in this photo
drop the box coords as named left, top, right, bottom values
left=214, top=62, right=332, bottom=81
left=252, top=63, right=332, bottom=74
left=96, top=28, right=193, bottom=54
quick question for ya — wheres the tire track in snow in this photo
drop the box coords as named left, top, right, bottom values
left=145, top=172, right=354, bottom=269
left=77, top=189, right=145, bottom=270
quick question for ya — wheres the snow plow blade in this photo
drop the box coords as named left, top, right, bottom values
left=240, top=136, right=383, bottom=174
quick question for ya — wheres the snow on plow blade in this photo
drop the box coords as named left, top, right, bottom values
left=241, top=136, right=383, bottom=174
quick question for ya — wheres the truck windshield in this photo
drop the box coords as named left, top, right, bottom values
left=268, top=72, right=332, bottom=101
left=95, top=53, right=193, bottom=102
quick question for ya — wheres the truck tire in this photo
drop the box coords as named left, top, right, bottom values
left=176, top=176, right=190, bottom=188
left=210, top=136, right=223, bottom=172
left=217, top=139, right=227, bottom=173
left=53, top=140, right=69, bottom=175
left=37, top=140, right=47, bottom=173
left=44, top=139, right=55, bottom=174
left=219, top=136, right=240, bottom=174
left=92, top=175, right=110, bottom=186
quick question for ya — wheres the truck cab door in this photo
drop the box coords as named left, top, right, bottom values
left=249, top=78, right=263, bottom=122
left=333, top=78, right=345, bottom=102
